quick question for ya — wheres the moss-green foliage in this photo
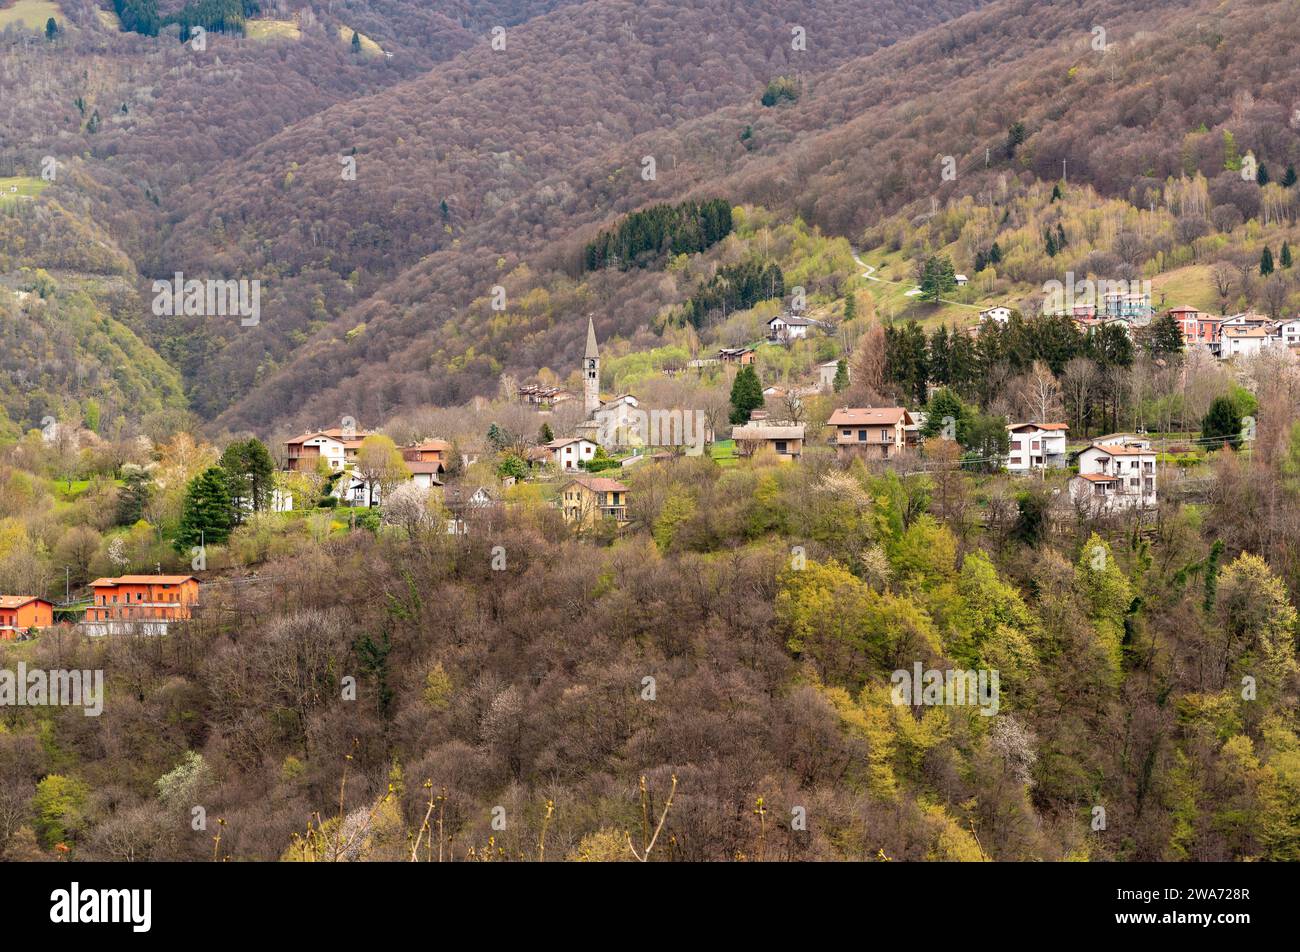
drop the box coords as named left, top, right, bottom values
left=0, top=285, right=184, bottom=431
left=32, top=774, right=90, bottom=848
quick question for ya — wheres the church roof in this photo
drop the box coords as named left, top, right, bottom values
left=585, top=316, right=599, bottom=360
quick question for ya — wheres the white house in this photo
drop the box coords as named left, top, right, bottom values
left=979, top=305, right=1013, bottom=325
left=406, top=461, right=443, bottom=490
left=543, top=436, right=599, bottom=471
left=1006, top=423, right=1069, bottom=472
left=1069, top=442, right=1158, bottom=511
left=768, top=314, right=813, bottom=341
left=1273, top=318, right=1300, bottom=348
left=1220, top=325, right=1271, bottom=360
left=1220, top=312, right=1272, bottom=330
left=283, top=429, right=361, bottom=473
left=954, top=273, right=969, bottom=287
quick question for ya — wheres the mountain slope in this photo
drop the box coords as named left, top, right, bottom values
left=207, top=0, right=1300, bottom=432
left=143, top=0, right=992, bottom=421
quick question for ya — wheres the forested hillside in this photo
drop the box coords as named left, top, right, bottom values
left=183, top=0, right=1300, bottom=432
left=3, top=0, right=1300, bottom=871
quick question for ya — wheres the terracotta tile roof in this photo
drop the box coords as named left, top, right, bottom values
left=404, top=461, right=443, bottom=476
left=564, top=476, right=629, bottom=493
left=827, top=407, right=910, bottom=427
left=285, top=427, right=373, bottom=445
left=1075, top=473, right=1116, bottom=483
left=0, top=595, right=50, bottom=609
left=1008, top=422, right=1069, bottom=432
left=90, top=576, right=196, bottom=587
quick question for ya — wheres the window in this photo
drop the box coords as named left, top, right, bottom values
left=857, top=429, right=866, bottom=441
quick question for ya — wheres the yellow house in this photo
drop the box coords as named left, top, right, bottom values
left=559, top=476, right=629, bottom=527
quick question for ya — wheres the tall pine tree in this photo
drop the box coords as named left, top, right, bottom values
left=175, top=467, right=234, bottom=552
left=729, top=365, right=764, bottom=425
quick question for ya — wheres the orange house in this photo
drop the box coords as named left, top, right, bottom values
left=402, top=439, right=452, bottom=470
left=0, top=596, right=54, bottom=638
left=87, top=576, right=200, bottom=623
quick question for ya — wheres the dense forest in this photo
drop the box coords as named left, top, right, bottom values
left=4, top=418, right=1300, bottom=861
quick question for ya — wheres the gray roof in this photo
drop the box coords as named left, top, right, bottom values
left=585, top=316, right=599, bottom=360
left=731, top=424, right=805, bottom=441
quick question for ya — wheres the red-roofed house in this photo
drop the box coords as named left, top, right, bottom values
left=283, top=427, right=371, bottom=473
left=826, top=407, right=915, bottom=459
left=1070, top=442, right=1157, bottom=511
left=1221, top=325, right=1272, bottom=360
left=87, top=576, right=199, bottom=624
left=403, top=439, right=452, bottom=468
left=1168, top=305, right=1223, bottom=351
left=0, top=596, right=54, bottom=639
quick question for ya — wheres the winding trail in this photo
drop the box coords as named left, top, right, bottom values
left=851, top=250, right=980, bottom=308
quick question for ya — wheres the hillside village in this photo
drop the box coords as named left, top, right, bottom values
left=0, top=285, right=1272, bottom=638
left=5, top=0, right=1300, bottom=871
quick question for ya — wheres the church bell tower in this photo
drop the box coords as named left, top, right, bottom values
left=583, top=316, right=600, bottom=415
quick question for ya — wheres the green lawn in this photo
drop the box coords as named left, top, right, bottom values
left=0, top=0, right=61, bottom=31
left=0, top=176, right=47, bottom=205
left=1150, top=263, right=1222, bottom=315
left=246, top=18, right=301, bottom=41
left=710, top=439, right=738, bottom=467
left=337, top=24, right=383, bottom=56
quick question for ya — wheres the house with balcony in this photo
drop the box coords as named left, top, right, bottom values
left=767, top=314, right=813, bottom=342
left=825, top=407, right=914, bottom=460
left=1006, top=423, right=1069, bottom=472
left=1069, top=442, right=1158, bottom=511
left=1101, top=288, right=1154, bottom=322
left=283, top=427, right=370, bottom=473
left=1273, top=318, right=1300, bottom=348
left=1168, top=305, right=1224, bottom=353
left=0, top=596, right=53, bottom=639
left=559, top=476, right=629, bottom=527
left=84, top=576, right=200, bottom=635
left=1220, top=325, right=1273, bottom=360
